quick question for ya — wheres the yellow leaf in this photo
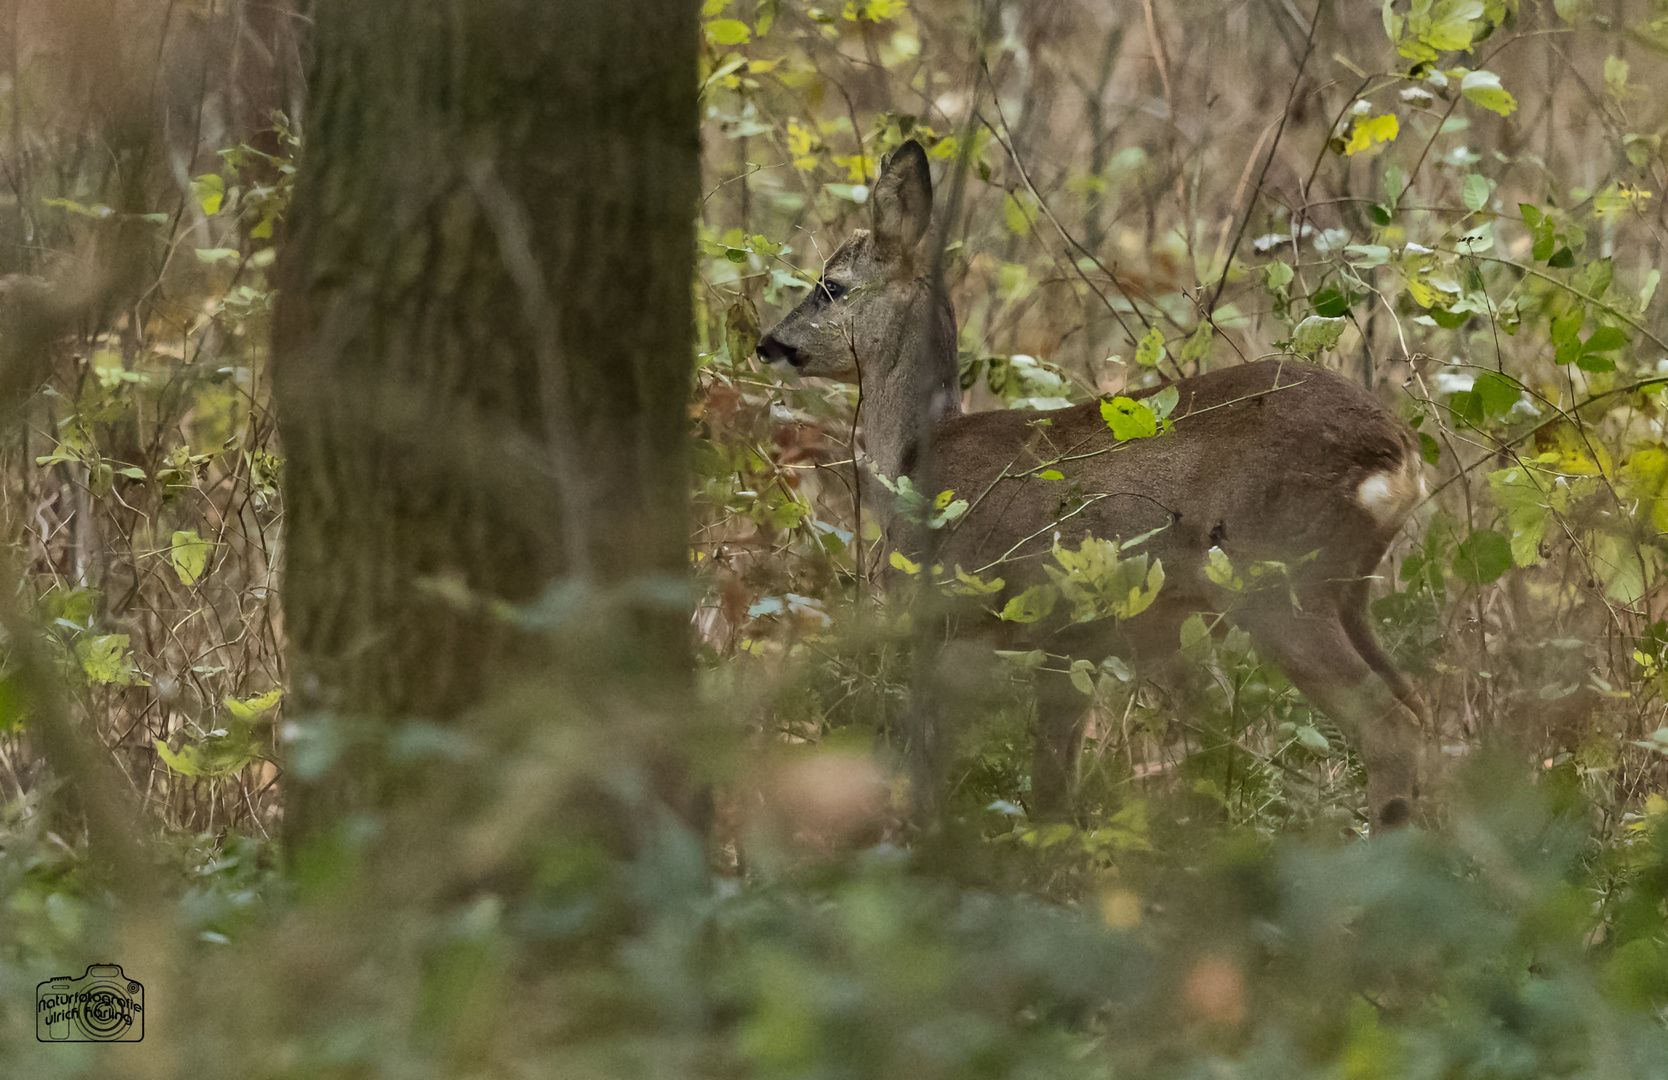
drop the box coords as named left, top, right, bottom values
left=705, top=18, right=750, bottom=45
left=225, top=689, right=282, bottom=720
left=787, top=120, right=818, bottom=172
left=831, top=152, right=875, bottom=184
left=1403, top=274, right=1438, bottom=308
left=155, top=739, right=202, bottom=777
left=1343, top=113, right=1399, bottom=156
left=1595, top=182, right=1652, bottom=218
left=889, top=550, right=921, bottom=575
left=169, top=529, right=212, bottom=586
left=1003, top=192, right=1032, bottom=236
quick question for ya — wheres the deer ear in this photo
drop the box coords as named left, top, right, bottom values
left=871, top=140, right=932, bottom=260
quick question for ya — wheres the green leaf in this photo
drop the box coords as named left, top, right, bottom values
left=1420, top=432, right=1441, bottom=465
left=1002, top=192, right=1032, bottom=236
left=1473, top=371, right=1519, bottom=416
left=1584, top=325, right=1629, bottom=351
left=1264, top=261, right=1293, bottom=292
left=1426, top=0, right=1486, bottom=50
left=931, top=496, right=968, bottom=528
left=1000, top=584, right=1057, bottom=623
left=1575, top=257, right=1614, bottom=300
left=77, top=634, right=137, bottom=686
left=1576, top=354, right=1616, bottom=373
left=888, top=550, right=921, bottom=575
left=950, top=566, right=1006, bottom=596
left=1147, top=385, right=1180, bottom=420
left=155, top=739, right=203, bottom=777
left=1604, top=54, right=1629, bottom=94
left=1205, top=546, right=1241, bottom=589
left=1461, top=69, right=1517, bottom=116
left=1489, top=463, right=1559, bottom=566
left=1295, top=725, right=1332, bottom=753
left=1069, top=659, right=1096, bottom=696
left=705, top=17, right=751, bottom=43
left=1038, top=469, right=1065, bottom=480
left=1450, top=390, right=1484, bottom=428
left=1178, top=322, right=1213, bottom=365
left=1345, top=244, right=1390, bottom=268
left=1550, top=304, right=1584, bottom=346
left=194, top=248, right=241, bottom=264
left=225, top=689, right=282, bottom=720
left=154, top=733, right=257, bottom=779
left=190, top=173, right=225, bottom=216
left=1312, top=288, right=1350, bottom=318
left=1178, top=612, right=1213, bottom=656
left=1291, top=315, right=1347, bottom=354
left=1521, top=204, right=1556, bottom=261
left=1453, top=528, right=1512, bottom=585
left=1462, top=173, right=1493, bottom=212
left=1547, top=245, right=1574, bottom=269
left=1100, top=396, right=1159, bottom=440
left=1133, top=326, right=1166, bottom=368
left=170, top=529, right=212, bottom=586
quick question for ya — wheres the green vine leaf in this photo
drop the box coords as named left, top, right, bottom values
left=1461, top=70, right=1518, bottom=116
left=191, top=174, right=225, bottom=216
left=1100, top=396, right=1159, bottom=440
left=170, top=529, right=212, bottom=586
left=1133, top=325, right=1166, bottom=369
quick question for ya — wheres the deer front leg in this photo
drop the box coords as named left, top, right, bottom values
left=1235, top=606, right=1423, bottom=832
left=1031, top=665, right=1091, bottom=821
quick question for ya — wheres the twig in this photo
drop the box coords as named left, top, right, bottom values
left=1207, top=0, right=1320, bottom=315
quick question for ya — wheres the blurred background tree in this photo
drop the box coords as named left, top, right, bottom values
left=272, top=0, right=699, bottom=848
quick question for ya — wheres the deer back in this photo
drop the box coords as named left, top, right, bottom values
left=926, top=360, right=1423, bottom=640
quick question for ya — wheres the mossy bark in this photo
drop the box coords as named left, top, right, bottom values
left=273, top=1, right=697, bottom=846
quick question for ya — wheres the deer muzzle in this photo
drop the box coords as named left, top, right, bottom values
left=756, top=331, right=805, bottom=368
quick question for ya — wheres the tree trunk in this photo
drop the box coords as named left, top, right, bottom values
left=273, top=0, right=697, bottom=846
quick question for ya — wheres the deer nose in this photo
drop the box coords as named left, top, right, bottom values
left=757, top=332, right=804, bottom=367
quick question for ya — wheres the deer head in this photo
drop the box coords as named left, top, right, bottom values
left=758, top=140, right=959, bottom=482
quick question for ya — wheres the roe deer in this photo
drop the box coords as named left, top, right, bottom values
left=757, top=141, right=1428, bottom=831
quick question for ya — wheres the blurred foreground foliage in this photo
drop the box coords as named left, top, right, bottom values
left=1, top=736, right=1665, bottom=1076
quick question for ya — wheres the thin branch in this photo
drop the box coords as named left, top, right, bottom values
left=1207, top=0, right=1320, bottom=315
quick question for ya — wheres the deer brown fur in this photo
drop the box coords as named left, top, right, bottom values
left=758, top=141, right=1427, bottom=832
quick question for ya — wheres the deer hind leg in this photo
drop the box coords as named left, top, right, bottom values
left=1234, top=603, right=1422, bottom=832
left=1030, top=665, right=1090, bottom=820
left=1339, top=579, right=1430, bottom=725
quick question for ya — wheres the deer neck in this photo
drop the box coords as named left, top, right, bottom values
left=858, top=287, right=960, bottom=506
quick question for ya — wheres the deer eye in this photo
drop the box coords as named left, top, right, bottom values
left=819, top=279, right=846, bottom=301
